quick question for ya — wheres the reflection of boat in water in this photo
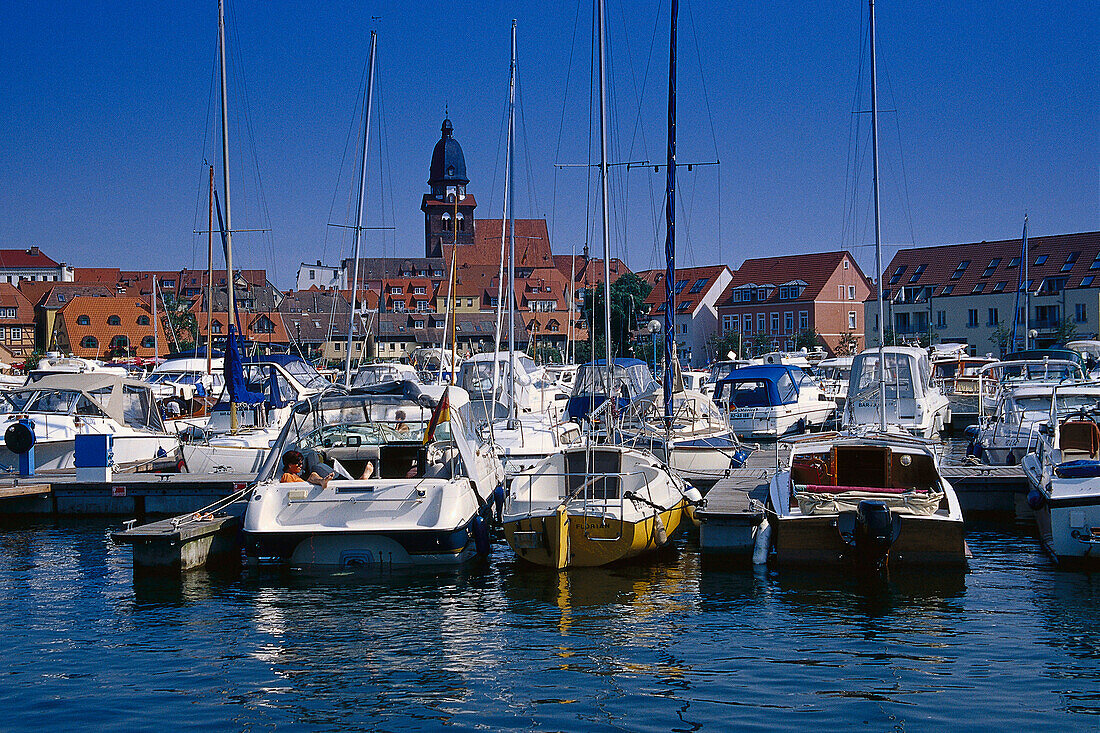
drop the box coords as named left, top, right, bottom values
left=243, top=382, right=500, bottom=568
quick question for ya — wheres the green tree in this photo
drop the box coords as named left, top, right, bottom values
left=161, top=294, right=197, bottom=353
left=834, top=330, right=861, bottom=356
left=748, top=334, right=774, bottom=357
left=707, top=330, right=740, bottom=361
left=989, top=321, right=1012, bottom=357
left=794, top=327, right=821, bottom=351
left=581, top=273, right=653, bottom=360
left=1052, top=317, right=1078, bottom=346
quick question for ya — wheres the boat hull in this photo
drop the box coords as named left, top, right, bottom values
left=771, top=513, right=967, bottom=566
left=0, top=435, right=179, bottom=472
left=244, top=525, right=480, bottom=567
left=503, top=499, right=685, bottom=568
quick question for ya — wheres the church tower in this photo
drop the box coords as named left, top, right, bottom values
left=422, top=118, right=477, bottom=258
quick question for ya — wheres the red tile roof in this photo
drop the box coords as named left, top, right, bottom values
left=876, top=230, right=1100, bottom=300
left=553, top=255, right=630, bottom=285
left=442, top=218, right=555, bottom=269
left=0, top=284, right=35, bottom=324
left=57, top=295, right=157, bottom=358
left=716, top=250, right=868, bottom=307
left=0, top=248, right=60, bottom=268
left=637, top=265, right=731, bottom=314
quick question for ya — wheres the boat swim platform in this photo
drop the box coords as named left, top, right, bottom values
left=0, top=473, right=255, bottom=517
left=696, top=446, right=1030, bottom=557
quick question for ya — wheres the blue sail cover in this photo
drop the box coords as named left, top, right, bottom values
left=224, top=326, right=265, bottom=405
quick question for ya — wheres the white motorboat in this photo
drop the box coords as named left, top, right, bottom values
left=930, top=353, right=998, bottom=427
left=620, top=387, right=748, bottom=490
left=767, top=430, right=966, bottom=567
left=243, top=382, right=501, bottom=567
left=502, top=445, right=698, bottom=568
left=815, top=356, right=853, bottom=411
left=0, top=373, right=179, bottom=471
left=966, top=358, right=1087, bottom=465
left=713, top=364, right=836, bottom=440
left=843, top=346, right=949, bottom=439
left=1021, top=395, right=1100, bottom=566
left=31, top=353, right=130, bottom=379
left=350, top=362, right=421, bottom=388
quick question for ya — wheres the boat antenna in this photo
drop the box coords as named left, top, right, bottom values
left=869, top=0, right=886, bottom=432
left=344, top=31, right=377, bottom=389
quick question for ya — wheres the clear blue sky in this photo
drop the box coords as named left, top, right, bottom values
left=1, top=0, right=1096, bottom=288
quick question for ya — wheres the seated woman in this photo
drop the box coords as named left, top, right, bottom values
left=281, top=449, right=374, bottom=487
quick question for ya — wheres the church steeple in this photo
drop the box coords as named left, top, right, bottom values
left=422, top=117, right=476, bottom=257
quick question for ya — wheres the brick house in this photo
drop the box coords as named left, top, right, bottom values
left=55, top=295, right=158, bottom=359
left=0, top=284, right=37, bottom=358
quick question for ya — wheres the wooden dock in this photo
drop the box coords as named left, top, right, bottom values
left=0, top=472, right=256, bottom=516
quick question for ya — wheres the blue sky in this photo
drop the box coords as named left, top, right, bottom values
left=1, top=0, right=1096, bottom=288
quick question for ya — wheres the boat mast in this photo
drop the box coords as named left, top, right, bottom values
left=663, top=0, right=677, bottom=433
left=507, top=19, right=518, bottom=428
left=217, top=0, right=237, bottom=431
left=597, top=0, right=614, bottom=397
left=869, top=0, right=887, bottom=431
left=206, top=165, right=214, bottom=375
left=152, top=274, right=158, bottom=361
left=1023, top=213, right=1029, bottom=349
left=344, top=31, right=377, bottom=389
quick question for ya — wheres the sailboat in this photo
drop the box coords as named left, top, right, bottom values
left=764, top=0, right=966, bottom=569
left=502, top=8, right=696, bottom=568
left=618, top=1, right=748, bottom=492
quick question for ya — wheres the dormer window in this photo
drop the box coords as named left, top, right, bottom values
left=77, top=315, right=90, bottom=326
left=107, top=315, right=121, bottom=326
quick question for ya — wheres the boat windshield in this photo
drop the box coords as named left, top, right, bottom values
left=1014, top=394, right=1100, bottom=421
left=853, top=354, right=917, bottom=400
left=717, top=379, right=782, bottom=408
left=0, top=389, right=105, bottom=417
left=278, top=360, right=330, bottom=391
left=352, top=365, right=408, bottom=388
left=573, top=364, right=655, bottom=398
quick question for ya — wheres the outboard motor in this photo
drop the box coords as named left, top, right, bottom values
left=836, top=500, right=902, bottom=570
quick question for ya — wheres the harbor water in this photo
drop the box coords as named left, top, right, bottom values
left=2, top=509, right=1099, bottom=731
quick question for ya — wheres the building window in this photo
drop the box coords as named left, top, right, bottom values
left=212, top=320, right=223, bottom=335
left=847, top=285, right=855, bottom=300
left=81, top=336, right=98, bottom=349
left=799, top=311, right=808, bottom=330
left=785, top=312, right=794, bottom=333
left=722, top=315, right=735, bottom=332
left=770, top=313, right=780, bottom=333
left=107, top=315, right=121, bottom=326
left=414, top=320, right=425, bottom=329
left=843, top=260, right=849, bottom=270
left=941, top=285, right=954, bottom=296
left=757, top=314, right=765, bottom=333
left=1082, top=275, right=1095, bottom=287
left=309, top=269, right=315, bottom=280
left=110, top=335, right=129, bottom=351
left=987, top=308, right=999, bottom=326
left=1034, top=254, right=1047, bottom=266
left=57, top=294, right=66, bottom=303
left=10, top=328, right=20, bottom=340
left=689, top=278, right=708, bottom=294
left=992, top=281, right=1006, bottom=293
left=981, top=259, right=1001, bottom=278
left=950, top=261, right=971, bottom=280
left=1076, top=303, right=1087, bottom=323
left=141, top=336, right=155, bottom=348
left=1062, top=252, right=1080, bottom=272
left=972, top=283, right=985, bottom=294
left=253, top=316, right=275, bottom=334
left=888, top=266, right=906, bottom=286
left=936, top=311, right=947, bottom=328
left=413, top=286, right=426, bottom=295
left=848, top=311, right=857, bottom=330
left=968, top=309, right=979, bottom=327
left=77, top=315, right=90, bottom=326
left=390, top=286, right=402, bottom=295
left=137, top=315, right=150, bottom=326
left=679, top=323, right=688, bottom=335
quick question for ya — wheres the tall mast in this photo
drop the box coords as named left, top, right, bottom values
left=344, top=31, right=377, bottom=389
left=663, top=0, right=677, bottom=432
left=217, top=0, right=237, bottom=431
left=152, top=275, right=159, bottom=361
left=869, top=0, right=887, bottom=431
left=597, top=0, right=613, bottom=393
left=206, top=165, right=214, bottom=375
left=1023, top=213, right=1029, bottom=349
left=507, top=19, right=518, bottom=427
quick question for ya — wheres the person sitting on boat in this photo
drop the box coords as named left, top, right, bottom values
left=394, top=409, right=410, bottom=436
left=281, top=449, right=335, bottom=488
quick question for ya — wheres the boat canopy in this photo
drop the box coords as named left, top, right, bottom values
left=848, top=347, right=932, bottom=402
left=351, top=363, right=421, bottom=388
left=16, top=373, right=166, bottom=432
left=714, top=364, right=806, bottom=408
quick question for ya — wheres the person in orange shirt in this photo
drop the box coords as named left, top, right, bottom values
left=280, top=450, right=334, bottom=488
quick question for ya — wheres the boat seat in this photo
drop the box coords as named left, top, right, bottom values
left=423, top=446, right=459, bottom=479
left=1060, top=421, right=1100, bottom=459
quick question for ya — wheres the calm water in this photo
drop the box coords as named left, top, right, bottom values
left=1, top=514, right=1099, bottom=732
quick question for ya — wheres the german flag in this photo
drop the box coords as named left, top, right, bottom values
left=423, top=386, right=450, bottom=444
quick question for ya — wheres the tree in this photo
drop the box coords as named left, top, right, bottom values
left=160, top=294, right=197, bottom=353
left=794, top=327, right=821, bottom=351
left=581, top=273, right=653, bottom=360
left=707, top=330, right=740, bottom=362
left=989, top=321, right=1012, bottom=357
left=1052, top=317, right=1078, bottom=346
left=748, top=334, right=774, bottom=357
left=834, top=331, right=861, bottom=356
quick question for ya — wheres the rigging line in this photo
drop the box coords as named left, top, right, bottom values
left=878, top=43, right=918, bottom=247
left=841, top=5, right=868, bottom=253
left=516, top=67, right=540, bottom=217
left=324, top=46, right=371, bottom=266
left=550, top=0, right=585, bottom=248
left=192, top=40, right=221, bottom=272
left=684, top=0, right=723, bottom=258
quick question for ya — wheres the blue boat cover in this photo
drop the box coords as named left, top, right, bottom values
left=1054, top=460, right=1100, bottom=479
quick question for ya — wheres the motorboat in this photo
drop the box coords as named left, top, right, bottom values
left=243, top=381, right=502, bottom=567
left=566, top=358, right=657, bottom=425
left=179, top=354, right=334, bottom=474
left=930, top=352, right=997, bottom=428
left=0, top=373, right=179, bottom=471
left=350, top=362, right=421, bottom=388
left=411, top=347, right=459, bottom=385
left=30, top=353, right=130, bottom=379
left=713, top=364, right=837, bottom=440
left=459, top=351, right=564, bottom=417
left=543, top=364, right=578, bottom=392
left=815, top=356, right=853, bottom=411
left=703, top=359, right=748, bottom=399
left=681, top=369, right=711, bottom=394
left=1067, top=340, right=1100, bottom=377
left=145, top=355, right=225, bottom=418
left=1021, top=394, right=1100, bottom=566
left=620, top=387, right=749, bottom=491
left=767, top=430, right=967, bottom=567
left=966, top=358, right=1088, bottom=465
left=843, top=346, right=949, bottom=439
left=502, top=445, right=699, bottom=568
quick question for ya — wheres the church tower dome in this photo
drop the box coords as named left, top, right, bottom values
left=422, top=117, right=476, bottom=257
left=428, top=118, right=469, bottom=194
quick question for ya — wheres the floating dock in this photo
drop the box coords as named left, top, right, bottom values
left=0, top=473, right=256, bottom=516
left=112, top=512, right=243, bottom=572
